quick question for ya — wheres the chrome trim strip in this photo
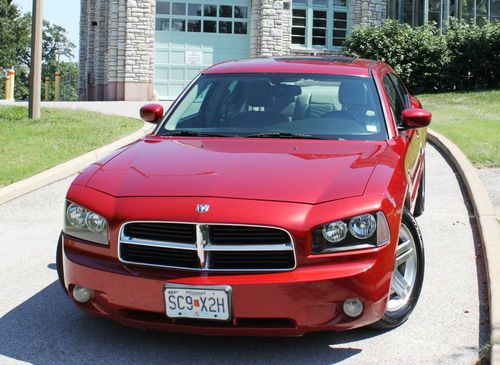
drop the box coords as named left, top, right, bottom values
left=118, top=221, right=297, bottom=272
left=120, top=238, right=195, bottom=250
left=205, top=244, right=293, bottom=252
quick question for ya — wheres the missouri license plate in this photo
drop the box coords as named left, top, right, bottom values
left=164, top=284, right=232, bottom=321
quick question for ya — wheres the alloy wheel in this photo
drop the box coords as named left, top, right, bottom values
left=387, top=223, right=418, bottom=312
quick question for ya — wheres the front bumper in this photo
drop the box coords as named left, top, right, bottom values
left=63, top=234, right=392, bottom=336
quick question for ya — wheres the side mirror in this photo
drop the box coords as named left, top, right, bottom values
left=140, top=103, right=164, bottom=124
left=401, top=108, right=432, bottom=129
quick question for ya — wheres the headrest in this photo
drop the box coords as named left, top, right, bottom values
left=339, top=80, right=368, bottom=107
left=271, top=84, right=302, bottom=98
left=247, top=80, right=272, bottom=107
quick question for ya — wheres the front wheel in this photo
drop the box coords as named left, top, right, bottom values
left=371, top=208, right=425, bottom=330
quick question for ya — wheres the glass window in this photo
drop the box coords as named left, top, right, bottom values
left=383, top=75, right=405, bottom=126
left=172, top=2, right=186, bottom=15
left=187, top=19, right=201, bottom=32
left=332, top=11, right=347, bottom=47
left=204, top=4, right=217, bottom=16
left=219, top=5, right=233, bottom=17
left=234, top=6, right=248, bottom=18
left=492, top=0, right=500, bottom=20
left=234, top=22, right=248, bottom=34
left=204, top=20, right=217, bottom=32
left=188, top=3, right=202, bottom=16
left=157, top=1, right=170, bottom=14
left=332, top=0, right=347, bottom=6
left=312, top=11, right=327, bottom=46
left=156, top=18, right=170, bottom=30
left=171, top=18, right=186, bottom=31
left=159, top=74, right=387, bottom=141
left=292, top=0, right=349, bottom=49
left=292, top=9, right=307, bottom=45
left=388, top=73, right=410, bottom=107
left=219, top=21, right=233, bottom=33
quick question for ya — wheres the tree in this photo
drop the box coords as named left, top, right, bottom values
left=0, top=0, right=76, bottom=100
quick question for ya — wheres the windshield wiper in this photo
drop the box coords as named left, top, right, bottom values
left=161, top=130, right=232, bottom=137
left=245, top=132, right=326, bottom=140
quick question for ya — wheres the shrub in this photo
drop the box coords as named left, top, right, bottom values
left=344, top=19, right=500, bottom=93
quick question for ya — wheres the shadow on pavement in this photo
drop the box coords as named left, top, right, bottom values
left=0, top=281, right=386, bottom=365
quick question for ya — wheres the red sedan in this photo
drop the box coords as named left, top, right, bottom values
left=58, top=57, right=431, bottom=335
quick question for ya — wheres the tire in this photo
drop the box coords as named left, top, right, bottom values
left=413, top=163, right=425, bottom=217
left=56, top=232, right=67, bottom=293
left=371, top=208, right=425, bottom=330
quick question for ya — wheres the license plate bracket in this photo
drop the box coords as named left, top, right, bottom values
left=164, top=284, right=232, bottom=321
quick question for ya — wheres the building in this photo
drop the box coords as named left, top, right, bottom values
left=78, top=0, right=499, bottom=101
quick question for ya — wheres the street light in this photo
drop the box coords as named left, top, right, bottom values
left=28, top=0, right=43, bottom=119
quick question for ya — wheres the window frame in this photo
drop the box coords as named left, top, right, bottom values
left=291, top=0, right=349, bottom=50
left=382, top=74, right=406, bottom=128
left=155, top=0, right=249, bottom=35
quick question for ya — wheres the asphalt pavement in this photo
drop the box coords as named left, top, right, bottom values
left=0, top=143, right=488, bottom=364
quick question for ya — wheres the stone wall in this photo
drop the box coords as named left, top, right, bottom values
left=78, top=0, right=156, bottom=101
left=352, top=0, right=387, bottom=27
left=250, top=0, right=292, bottom=57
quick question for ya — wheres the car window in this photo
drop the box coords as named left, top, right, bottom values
left=160, top=73, right=388, bottom=141
left=382, top=75, right=405, bottom=127
left=388, top=73, right=410, bottom=109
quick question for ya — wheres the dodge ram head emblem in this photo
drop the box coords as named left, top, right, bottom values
left=196, top=204, right=210, bottom=213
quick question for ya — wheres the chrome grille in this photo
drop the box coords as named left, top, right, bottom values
left=119, top=222, right=296, bottom=271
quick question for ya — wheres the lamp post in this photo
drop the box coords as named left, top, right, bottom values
left=28, top=0, right=43, bottom=120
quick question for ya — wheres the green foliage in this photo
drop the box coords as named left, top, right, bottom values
left=344, top=19, right=500, bottom=93
left=0, top=106, right=142, bottom=186
left=0, top=0, right=77, bottom=100
left=418, top=89, right=500, bottom=167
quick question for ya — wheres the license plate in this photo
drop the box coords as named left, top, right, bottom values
left=164, top=284, right=232, bottom=321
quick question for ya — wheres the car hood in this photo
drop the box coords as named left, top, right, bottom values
left=85, top=137, right=388, bottom=204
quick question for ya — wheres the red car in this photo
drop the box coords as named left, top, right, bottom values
left=58, top=57, right=431, bottom=336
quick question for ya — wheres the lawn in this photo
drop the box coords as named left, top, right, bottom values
left=0, top=106, right=142, bottom=187
left=418, top=89, right=500, bottom=168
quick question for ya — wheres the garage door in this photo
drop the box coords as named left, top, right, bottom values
left=154, top=0, right=251, bottom=99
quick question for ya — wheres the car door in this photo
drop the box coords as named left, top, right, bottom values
left=381, top=72, right=422, bottom=207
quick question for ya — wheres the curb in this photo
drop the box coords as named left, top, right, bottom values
left=428, top=130, right=500, bottom=364
left=0, top=122, right=155, bottom=205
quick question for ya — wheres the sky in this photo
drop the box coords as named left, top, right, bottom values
left=14, top=0, right=80, bottom=60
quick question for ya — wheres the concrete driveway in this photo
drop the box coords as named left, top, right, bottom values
left=0, top=143, right=488, bottom=364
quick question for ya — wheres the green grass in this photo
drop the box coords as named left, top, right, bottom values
left=418, top=89, right=500, bottom=168
left=0, top=106, right=142, bottom=187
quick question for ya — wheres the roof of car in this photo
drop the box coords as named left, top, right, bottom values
left=203, top=56, right=379, bottom=77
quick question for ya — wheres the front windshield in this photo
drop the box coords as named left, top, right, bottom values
left=158, top=73, right=387, bottom=140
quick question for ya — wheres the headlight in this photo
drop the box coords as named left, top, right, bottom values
left=322, top=221, right=347, bottom=243
left=312, top=212, right=390, bottom=254
left=64, top=201, right=109, bottom=245
left=349, top=214, right=376, bottom=239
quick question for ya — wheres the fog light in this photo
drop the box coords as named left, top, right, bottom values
left=343, top=298, right=364, bottom=318
left=73, top=286, right=93, bottom=303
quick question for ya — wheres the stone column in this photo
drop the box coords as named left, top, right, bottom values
left=86, top=0, right=96, bottom=100
left=78, top=0, right=88, bottom=100
left=94, top=0, right=107, bottom=100
left=105, top=0, right=120, bottom=100
left=251, top=0, right=291, bottom=57
left=123, top=0, right=156, bottom=101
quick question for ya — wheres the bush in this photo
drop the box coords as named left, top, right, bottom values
left=344, top=19, right=500, bottom=93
